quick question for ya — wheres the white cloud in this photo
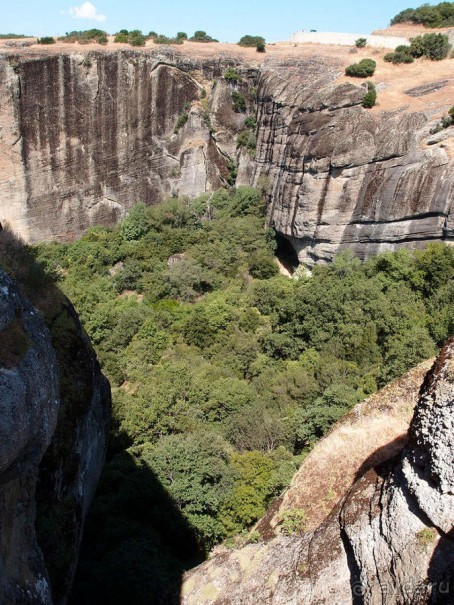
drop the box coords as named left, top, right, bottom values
left=69, top=2, right=106, bottom=22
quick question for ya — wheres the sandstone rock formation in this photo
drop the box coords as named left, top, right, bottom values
left=0, top=49, right=254, bottom=242
left=0, top=49, right=452, bottom=265
left=180, top=338, right=454, bottom=604
left=0, top=266, right=110, bottom=604
left=252, top=58, right=454, bottom=267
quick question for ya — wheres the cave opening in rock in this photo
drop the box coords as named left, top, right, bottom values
left=274, top=232, right=299, bottom=275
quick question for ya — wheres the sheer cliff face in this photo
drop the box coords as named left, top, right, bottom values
left=0, top=50, right=452, bottom=262
left=0, top=267, right=111, bottom=604
left=253, top=58, right=454, bottom=266
left=180, top=339, right=454, bottom=604
left=0, top=51, right=235, bottom=242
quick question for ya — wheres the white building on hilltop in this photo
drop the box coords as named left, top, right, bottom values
left=290, top=31, right=409, bottom=48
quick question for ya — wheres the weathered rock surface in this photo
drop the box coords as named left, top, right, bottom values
left=0, top=50, right=452, bottom=265
left=180, top=339, right=454, bottom=604
left=0, top=269, right=58, bottom=604
left=0, top=267, right=111, bottom=604
left=251, top=58, right=454, bottom=267
left=0, top=50, right=242, bottom=242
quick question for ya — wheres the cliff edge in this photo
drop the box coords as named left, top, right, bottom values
left=180, top=338, right=454, bottom=604
left=0, top=236, right=111, bottom=604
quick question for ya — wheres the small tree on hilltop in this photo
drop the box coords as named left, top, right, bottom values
left=355, top=37, right=367, bottom=48
left=238, top=35, right=265, bottom=47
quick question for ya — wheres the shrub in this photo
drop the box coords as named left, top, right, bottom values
left=384, top=51, right=414, bottom=63
left=189, top=30, right=218, bottom=43
left=238, top=35, right=265, bottom=47
left=237, top=130, right=256, bottom=153
left=362, top=82, right=377, bottom=108
left=279, top=509, right=307, bottom=535
left=37, top=37, right=56, bottom=44
left=449, top=107, right=454, bottom=119
left=177, top=32, right=188, bottom=40
left=59, top=29, right=108, bottom=45
left=345, top=58, right=376, bottom=77
left=174, top=113, right=189, bottom=132
left=224, top=67, right=240, bottom=83
left=232, top=91, right=246, bottom=113
left=114, top=32, right=129, bottom=43
left=256, top=41, right=266, bottom=53
left=417, top=527, right=438, bottom=547
left=226, top=160, right=237, bottom=185
left=128, top=30, right=146, bottom=46
left=153, top=35, right=183, bottom=45
left=355, top=37, right=367, bottom=48
left=244, top=115, right=257, bottom=129
left=409, top=33, right=451, bottom=60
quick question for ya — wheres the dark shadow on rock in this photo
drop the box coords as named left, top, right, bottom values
left=339, top=524, right=364, bottom=605
left=274, top=231, right=299, bottom=274
left=69, top=450, right=204, bottom=605
left=1, top=228, right=112, bottom=603
left=428, top=528, right=454, bottom=604
left=353, top=435, right=409, bottom=483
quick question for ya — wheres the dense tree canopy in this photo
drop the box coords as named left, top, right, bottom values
left=26, top=187, right=453, bottom=603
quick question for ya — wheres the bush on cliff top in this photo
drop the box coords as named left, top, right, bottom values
left=238, top=35, right=265, bottom=47
left=384, top=50, right=415, bottom=63
left=37, top=37, right=56, bottom=45
left=391, top=2, right=454, bottom=28
left=409, top=33, right=451, bottom=60
left=59, top=29, right=108, bottom=45
left=345, top=58, right=376, bottom=77
left=189, top=30, right=219, bottom=43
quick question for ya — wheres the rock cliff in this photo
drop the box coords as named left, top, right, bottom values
left=180, top=338, right=454, bottom=604
left=253, top=58, right=454, bottom=267
left=0, top=49, right=452, bottom=264
left=0, top=247, right=111, bottom=604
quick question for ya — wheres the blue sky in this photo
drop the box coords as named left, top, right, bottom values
left=2, top=1, right=434, bottom=42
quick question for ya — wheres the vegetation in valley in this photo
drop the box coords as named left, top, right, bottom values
left=18, top=186, right=452, bottom=602
left=391, top=2, right=454, bottom=28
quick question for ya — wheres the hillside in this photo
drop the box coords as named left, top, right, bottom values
left=181, top=339, right=454, bottom=605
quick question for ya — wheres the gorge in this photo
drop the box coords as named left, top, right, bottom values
left=0, top=31, right=453, bottom=605
left=0, top=45, right=452, bottom=266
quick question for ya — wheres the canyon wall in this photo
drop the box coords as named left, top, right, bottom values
left=0, top=49, right=452, bottom=264
left=253, top=58, right=454, bottom=266
left=0, top=255, right=111, bottom=604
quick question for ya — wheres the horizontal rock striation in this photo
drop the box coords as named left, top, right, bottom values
left=180, top=339, right=454, bottom=604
